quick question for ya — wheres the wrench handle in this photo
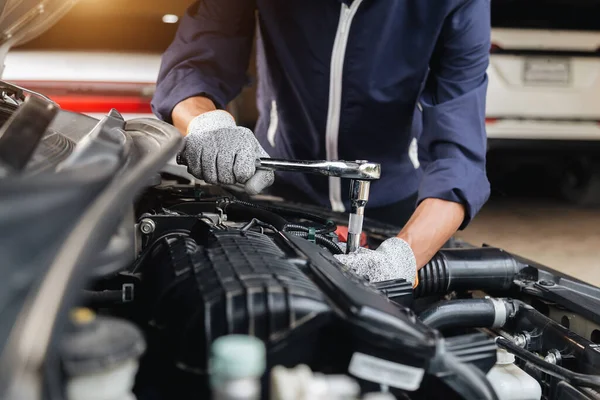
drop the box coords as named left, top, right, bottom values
left=255, top=158, right=381, bottom=180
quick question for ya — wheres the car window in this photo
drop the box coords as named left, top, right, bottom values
left=491, top=0, right=600, bottom=31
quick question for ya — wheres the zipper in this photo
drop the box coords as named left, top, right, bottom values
left=267, top=100, right=278, bottom=147
left=325, top=0, right=363, bottom=212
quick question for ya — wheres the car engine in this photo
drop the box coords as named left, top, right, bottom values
left=78, top=176, right=600, bottom=400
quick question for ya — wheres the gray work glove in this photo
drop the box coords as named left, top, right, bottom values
left=334, top=237, right=418, bottom=286
left=177, top=110, right=275, bottom=194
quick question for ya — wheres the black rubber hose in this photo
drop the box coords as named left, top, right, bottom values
left=289, top=231, right=344, bottom=254
left=496, top=337, right=600, bottom=390
left=419, top=298, right=522, bottom=331
left=415, top=247, right=524, bottom=297
left=420, top=299, right=497, bottom=330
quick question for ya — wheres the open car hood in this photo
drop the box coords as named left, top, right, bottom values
left=0, top=0, right=77, bottom=71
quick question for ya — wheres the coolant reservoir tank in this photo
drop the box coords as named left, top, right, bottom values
left=60, top=308, right=146, bottom=400
left=487, top=349, right=542, bottom=400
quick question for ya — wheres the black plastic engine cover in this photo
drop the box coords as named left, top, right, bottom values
left=138, top=220, right=439, bottom=398
left=143, top=226, right=332, bottom=373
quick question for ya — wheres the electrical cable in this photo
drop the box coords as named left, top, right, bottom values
left=225, top=201, right=288, bottom=230
left=225, top=201, right=342, bottom=253
left=231, top=200, right=337, bottom=233
left=240, top=218, right=278, bottom=234
left=288, top=230, right=344, bottom=254
left=283, top=222, right=336, bottom=235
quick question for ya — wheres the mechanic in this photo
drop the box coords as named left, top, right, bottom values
left=152, top=0, right=491, bottom=285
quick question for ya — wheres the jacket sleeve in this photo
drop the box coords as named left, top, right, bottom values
left=151, top=0, right=257, bottom=123
left=417, top=0, right=491, bottom=229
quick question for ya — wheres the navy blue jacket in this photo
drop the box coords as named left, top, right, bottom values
left=152, top=0, right=491, bottom=228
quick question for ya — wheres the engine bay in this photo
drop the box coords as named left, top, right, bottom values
left=81, top=176, right=600, bottom=400
left=1, top=84, right=600, bottom=400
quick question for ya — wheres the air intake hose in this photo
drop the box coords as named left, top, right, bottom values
left=415, top=247, right=524, bottom=297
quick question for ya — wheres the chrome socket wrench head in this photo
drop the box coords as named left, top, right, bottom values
left=347, top=179, right=371, bottom=254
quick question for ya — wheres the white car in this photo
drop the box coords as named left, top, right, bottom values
left=487, top=1, right=600, bottom=142
left=486, top=0, right=600, bottom=204
left=487, top=28, right=600, bottom=142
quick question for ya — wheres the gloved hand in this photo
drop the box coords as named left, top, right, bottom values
left=177, top=110, right=275, bottom=194
left=334, top=237, right=418, bottom=287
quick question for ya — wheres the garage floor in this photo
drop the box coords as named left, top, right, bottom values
left=457, top=198, right=600, bottom=287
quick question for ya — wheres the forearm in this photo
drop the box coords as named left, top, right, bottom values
left=397, top=198, right=465, bottom=269
left=171, top=96, right=218, bottom=136
left=152, top=0, right=256, bottom=126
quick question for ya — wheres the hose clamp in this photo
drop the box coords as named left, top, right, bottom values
left=489, top=297, right=508, bottom=328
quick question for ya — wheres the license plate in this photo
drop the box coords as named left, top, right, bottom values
left=523, top=57, right=571, bottom=86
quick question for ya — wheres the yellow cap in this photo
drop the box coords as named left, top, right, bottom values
left=70, top=307, right=96, bottom=324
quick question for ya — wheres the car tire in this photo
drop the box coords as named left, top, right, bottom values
left=559, top=158, right=600, bottom=206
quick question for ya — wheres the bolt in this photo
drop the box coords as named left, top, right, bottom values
left=513, top=335, right=526, bottom=347
left=139, top=218, right=155, bottom=234
left=544, top=349, right=561, bottom=365
left=544, top=352, right=557, bottom=364
left=513, top=332, right=531, bottom=348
